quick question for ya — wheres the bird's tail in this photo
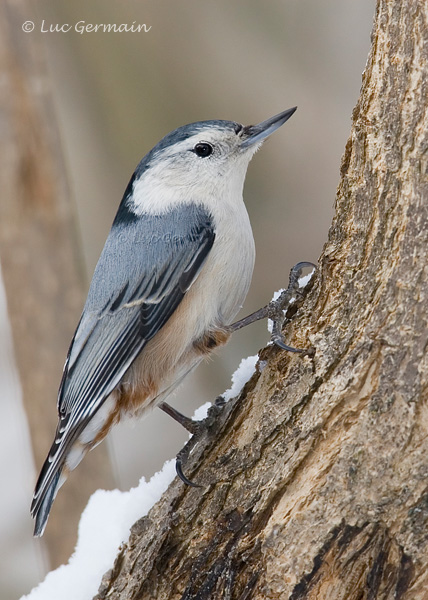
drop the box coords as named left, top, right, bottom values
left=31, top=427, right=71, bottom=537
left=31, top=468, right=63, bottom=537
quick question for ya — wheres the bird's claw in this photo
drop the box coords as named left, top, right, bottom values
left=271, top=332, right=305, bottom=353
left=176, top=450, right=202, bottom=488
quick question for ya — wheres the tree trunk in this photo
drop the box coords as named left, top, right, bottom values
left=93, top=0, right=428, bottom=597
left=0, top=0, right=114, bottom=568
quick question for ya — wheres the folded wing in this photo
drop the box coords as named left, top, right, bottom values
left=31, top=203, right=215, bottom=531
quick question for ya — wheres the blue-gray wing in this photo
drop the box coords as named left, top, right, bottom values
left=59, top=204, right=214, bottom=421
left=32, top=203, right=214, bottom=516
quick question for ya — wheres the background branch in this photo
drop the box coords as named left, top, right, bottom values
left=0, top=0, right=114, bottom=568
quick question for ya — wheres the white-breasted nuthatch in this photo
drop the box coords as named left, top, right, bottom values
left=31, top=108, right=297, bottom=536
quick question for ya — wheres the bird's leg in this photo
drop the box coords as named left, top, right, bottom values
left=159, top=402, right=201, bottom=435
left=231, top=261, right=316, bottom=355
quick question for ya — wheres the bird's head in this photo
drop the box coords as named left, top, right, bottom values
left=127, top=108, right=297, bottom=214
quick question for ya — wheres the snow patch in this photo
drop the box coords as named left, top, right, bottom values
left=267, top=288, right=285, bottom=334
left=192, top=401, right=211, bottom=422
left=298, top=271, right=314, bottom=288
left=21, top=460, right=176, bottom=600
left=222, top=355, right=258, bottom=402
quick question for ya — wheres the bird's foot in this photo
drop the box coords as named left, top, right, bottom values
left=266, top=261, right=316, bottom=355
left=168, top=397, right=225, bottom=487
left=231, top=261, right=316, bottom=355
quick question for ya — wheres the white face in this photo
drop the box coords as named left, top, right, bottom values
left=130, top=124, right=261, bottom=215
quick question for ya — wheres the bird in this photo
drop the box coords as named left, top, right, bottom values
left=31, top=107, right=297, bottom=536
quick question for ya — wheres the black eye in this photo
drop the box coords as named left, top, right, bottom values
left=193, top=142, right=213, bottom=158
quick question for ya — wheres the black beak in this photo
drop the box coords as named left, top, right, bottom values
left=241, top=107, right=297, bottom=148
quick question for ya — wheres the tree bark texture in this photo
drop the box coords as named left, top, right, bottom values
left=94, top=1, right=428, bottom=598
left=0, top=0, right=114, bottom=567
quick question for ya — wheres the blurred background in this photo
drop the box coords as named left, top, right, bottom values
left=0, top=0, right=374, bottom=597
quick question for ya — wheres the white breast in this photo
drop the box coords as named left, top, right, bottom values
left=200, top=198, right=255, bottom=326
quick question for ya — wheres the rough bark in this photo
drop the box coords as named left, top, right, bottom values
left=0, top=0, right=114, bottom=567
left=93, top=0, right=428, bottom=597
